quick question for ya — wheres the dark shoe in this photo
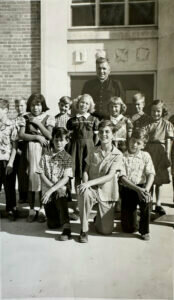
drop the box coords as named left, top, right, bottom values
left=141, top=233, right=150, bottom=241
left=79, top=231, right=88, bottom=243
left=69, top=212, right=79, bottom=221
left=155, top=205, right=166, bottom=215
left=59, top=228, right=72, bottom=241
left=8, top=210, right=16, bottom=221
left=27, top=211, right=38, bottom=222
left=38, top=212, right=46, bottom=223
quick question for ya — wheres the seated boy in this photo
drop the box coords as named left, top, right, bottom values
left=77, top=120, right=123, bottom=243
left=38, top=127, right=73, bottom=241
left=119, top=128, right=155, bottom=240
left=0, top=99, right=17, bottom=220
left=131, top=92, right=151, bottom=128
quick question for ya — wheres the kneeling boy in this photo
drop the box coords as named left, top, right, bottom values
left=120, top=128, right=155, bottom=240
left=38, top=127, right=73, bottom=241
left=78, top=120, right=123, bottom=243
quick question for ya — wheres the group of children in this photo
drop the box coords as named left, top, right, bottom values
left=0, top=91, right=173, bottom=243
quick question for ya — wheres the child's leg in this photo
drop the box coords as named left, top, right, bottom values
left=120, top=186, right=138, bottom=233
left=155, top=184, right=166, bottom=214
left=44, top=194, right=61, bottom=229
left=95, top=201, right=115, bottom=235
left=139, top=201, right=150, bottom=235
left=27, top=191, right=40, bottom=222
left=78, top=187, right=97, bottom=233
left=3, top=163, right=16, bottom=211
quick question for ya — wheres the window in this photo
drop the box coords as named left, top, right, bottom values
left=71, top=0, right=157, bottom=27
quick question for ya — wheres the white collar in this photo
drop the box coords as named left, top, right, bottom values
left=110, top=114, right=123, bottom=124
left=76, top=112, right=90, bottom=119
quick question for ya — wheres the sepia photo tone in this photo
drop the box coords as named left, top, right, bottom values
left=0, top=0, right=174, bottom=299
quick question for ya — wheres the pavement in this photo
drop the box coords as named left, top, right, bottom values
left=0, top=183, right=174, bottom=300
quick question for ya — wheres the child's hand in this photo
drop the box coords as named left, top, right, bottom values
left=77, top=182, right=90, bottom=194
left=6, top=164, right=13, bottom=175
left=29, top=117, right=41, bottom=126
left=42, top=190, right=53, bottom=204
left=36, top=135, right=48, bottom=146
left=136, top=187, right=150, bottom=203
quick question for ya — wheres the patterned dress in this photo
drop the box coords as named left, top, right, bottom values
left=110, top=114, right=133, bottom=152
left=67, top=113, right=99, bottom=181
left=145, top=118, right=174, bottom=185
left=19, top=112, right=55, bottom=192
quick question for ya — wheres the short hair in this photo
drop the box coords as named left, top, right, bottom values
left=26, top=93, right=49, bottom=112
left=15, top=97, right=27, bottom=105
left=52, top=127, right=70, bottom=140
left=108, top=96, right=127, bottom=115
left=0, top=99, right=9, bottom=110
left=73, top=94, right=95, bottom=114
left=59, top=96, right=72, bottom=107
left=150, top=99, right=168, bottom=117
left=132, top=92, right=145, bottom=103
left=131, top=128, right=149, bottom=144
left=96, top=57, right=110, bottom=65
left=98, top=120, right=115, bottom=133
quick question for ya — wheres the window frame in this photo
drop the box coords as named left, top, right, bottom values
left=70, top=0, right=158, bottom=28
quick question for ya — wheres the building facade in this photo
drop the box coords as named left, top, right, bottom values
left=0, top=0, right=174, bottom=117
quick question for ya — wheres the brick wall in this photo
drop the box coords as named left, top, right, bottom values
left=0, top=0, right=40, bottom=118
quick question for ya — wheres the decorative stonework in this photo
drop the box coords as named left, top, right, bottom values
left=73, top=50, right=87, bottom=64
left=115, top=48, right=128, bottom=62
left=136, top=47, right=150, bottom=61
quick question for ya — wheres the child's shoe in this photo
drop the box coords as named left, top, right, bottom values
left=27, top=209, right=37, bottom=222
left=59, top=228, right=72, bottom=241
left=155, top=205, right=166, bottom=215
left=8, top=209, right=17, bottom=221
left=79, top=230, right=88, bottom=243
left=141, top=233, right=150, bottom=241
left=69, top=212, right=78, bottom=221
left=38, top=209, right=46, bottom=223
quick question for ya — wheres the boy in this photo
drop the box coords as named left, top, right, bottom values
left=131, top=92, right=151, bottom=128
left=55, top=96, right=72, bottom=129
left=77, top=120, right=123, bottom=243
left=0, top=99, right=17, bottom=220
left=119, top=128, right=155, bottom=240
left=38, top=127, right=73, bottom=241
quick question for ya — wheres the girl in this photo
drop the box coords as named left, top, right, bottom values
left=18, top=93, right=55, bottom=222
left=67, top=94, right=99, bottom=187
left=108, top=96, right=133, bottom=152
left=14, top=97, right=28, bottom=204
left=168, top=115, right=174, bottom=202
left=145, top=100, right=174, bottom=215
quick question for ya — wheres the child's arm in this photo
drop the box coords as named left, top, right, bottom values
left=78, top=167, right=116, bottom=194
left=145, top=173, right=155, bottom=192
left=120, top=176, right=151, bottom=203
left=6, top=141, right=17, bottom=175
left=166, top=138, right=171, bottom=161
left=29, top=117, right=52, bottom=140
left=42, top=176, right=70, bottom=204
left=19, top=126, right=48, bottom=146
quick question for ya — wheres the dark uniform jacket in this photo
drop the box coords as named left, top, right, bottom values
left=82, top=77, right=124, bottom=119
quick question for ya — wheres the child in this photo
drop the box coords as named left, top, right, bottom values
left=108, top=96, right=133, bottom=152
left=67, top=94, right=99, bottom=188
left=168, top=115, right=174, bottom=202
left=119, top=128, right=155, bottom=240
left=18, top=93, right=55, bottom=222
left=145, top=100, right=174, bottom=215
left=77, top=120, right=123, bottom=243
left=14, top=97, right=28, bottom=203
left=55, top=96, right=72, bottom=129
left=0, top=99, right=17, bottom=221
left=38, top=127, right=73, bottom=241
left=131, top=92, right=151, bottom=128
